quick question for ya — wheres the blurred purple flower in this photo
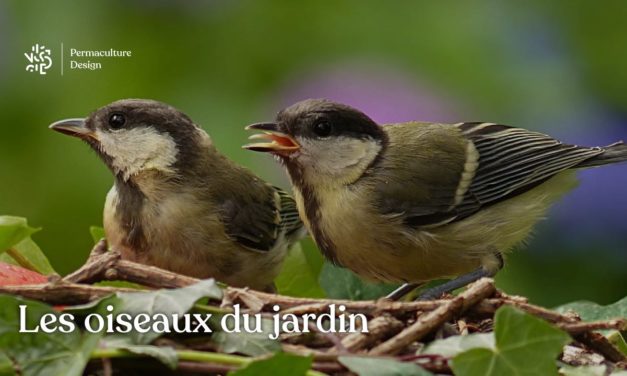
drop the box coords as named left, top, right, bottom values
left=550, top=116, right=627, bottom=239
left=274, top=62, right=463, bottom=124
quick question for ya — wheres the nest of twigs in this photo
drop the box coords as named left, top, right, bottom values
left=1, top=240, right=625, bottom=375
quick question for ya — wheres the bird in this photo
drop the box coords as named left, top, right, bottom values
left=50, top=99, right=305, bottom=291
left=244, top=98, right=627, bottom=299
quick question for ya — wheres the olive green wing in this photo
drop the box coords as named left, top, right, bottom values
left=220, top=184, right=303, bottom=252
left=374, top=122, right=604, bottom=227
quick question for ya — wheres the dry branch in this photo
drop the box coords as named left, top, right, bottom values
left=4, top=241, right=626, bottom=374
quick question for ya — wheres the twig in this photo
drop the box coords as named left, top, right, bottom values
left=64, top=246, right=201, bottom=289
left=229, top=289, right=445, bottom=314
left=576, top=331, right=627, bottom=363
left=558, top=319, right=626, bottom=335
left=472, top=298, right=579, bottom=323
left=101, top=357, right=112, bottom=376
left=369, top=278, right=496, bottom=355
left=282, top=344, right=339, bottom=361
left=63, top=246, right=119, bottom=284
left=336, top=315, right=404, bottom=352
left=0, top=281, right=136, bottom=304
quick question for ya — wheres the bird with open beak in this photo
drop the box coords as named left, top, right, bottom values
left=244, top=98, right=627, bottom=299
left=50, top=99, right=305, bottom=291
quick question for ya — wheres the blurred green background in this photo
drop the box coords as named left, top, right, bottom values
left=1, top=1, right=626, bottom=307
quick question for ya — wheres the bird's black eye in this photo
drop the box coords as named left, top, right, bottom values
left=313, top=121, right=332, bottom=138
left=108, top=113, right=126, bottom=129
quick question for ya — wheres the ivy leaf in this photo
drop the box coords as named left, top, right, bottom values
left=0, top=217, right=53, bottom=275
left=0, top=216, right=39, bottom=251
left=89, top=226, right=105, bottom=244
left=421, top=332, right=494, bottom=358
left=229, top=352, right=312, bottom=376
left=0, top=294, right=103, bottom=376
left=117, top=345, right=177, bottom=369
left=106, top=278, right=223, bottom=345
left=556, top=297, right=627, bottom=354
left=339, top=356, right=433, bottom=376
left=558, top=364, right=613, bottom=376
left=0, top=238, right=55, bottom=275
left=65, top=296, right=177, bottom=369
left=319, top=262, right=397, bottom=300
left=452, top=306, right=571, bottom=376
left=212, top=316, right=280, bottom=356
left=555, top=297, right=627, bottom=323
left=275, top=241, right=326, bottom=298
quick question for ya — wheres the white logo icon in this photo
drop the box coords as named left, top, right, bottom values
left=25, top=44, right=52, bottom=75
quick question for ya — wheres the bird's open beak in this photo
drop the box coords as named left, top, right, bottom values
left=49, top=118, right=95, bottom=140
left=243, top=122, right=300, bottom=155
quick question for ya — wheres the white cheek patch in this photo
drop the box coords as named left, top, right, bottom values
left=96, top=126, right=179, bottom=180
left=298, top=137, right=381, bottom=185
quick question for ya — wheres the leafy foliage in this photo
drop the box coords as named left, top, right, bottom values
left=70, top=280, right=223, bottom=368
left=452, top=306, right=571, bottom=376
left=555, top=297, right=627, bottom=323
left=229, top=352, right=312, bottom=376
left=339, top=356, right=433, bottom=376
left=556, top=297, right=627, bottom=356
left=0, top=295, right=103, bottom=376
left=320, top=262, right=397, bottom=300
left=0, top=217, right=54, bottom=275
left=89, top=226, right=105, bottom=244
left=212, top=316, right=280, bottom=356
left=421, top=332, right=495, bottom=358
left=0, top=216, right=39, bottom=251
left=109, top=278, right=222, bottom=345
left=275, top=241, right=326, bottom=298
left=1, top=215, right=625, bottom=375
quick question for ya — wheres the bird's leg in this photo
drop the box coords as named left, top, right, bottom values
left=416, top=252, right=504, bottom=300
left=385, top=282, right=423, bottom=300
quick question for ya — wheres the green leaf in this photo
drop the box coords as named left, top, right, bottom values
left=0, top=352, right=16, bottom=376
left=559, top=364, right=607, bottom=376
left=607, top=330, right=627, bottom=355
left=93, top=280, right=146, bottom=289
left=555, top=297, right=627, bottom=354
left=212, top=316, right=280, bottom=356
left=319, top=262, right=397, bottom=300
left=229, top=352, right=312, bottom=376
left=89, top=226, right=105, bottom=244
left=0, top=294, right=103, bottom=376
left=0, top=216, right=39, bottom=251
left=421, top=332, right=494, bottom=358
left=118, top=344, right=177, bottom=369
left=339, top=356, right=433, bottom=376
left=555, top=296, right=627, bottom=323
left=0, top=238, right=55, bottom=275
left=452, top=306, right=571, bottom=376
left=106, top=279, right=222, bottom=345
left=0, top=217, right=53, bottom=275
left=275, top=242, right=326, bottom=298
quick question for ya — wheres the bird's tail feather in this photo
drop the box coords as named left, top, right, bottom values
left=576, top=141, right=627, bottom=168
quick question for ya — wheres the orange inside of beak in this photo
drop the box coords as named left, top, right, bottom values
left=270, top=133, right=298, bottom=148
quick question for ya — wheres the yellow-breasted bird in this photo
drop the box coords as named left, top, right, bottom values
left=50, top=99, right=304, bottom=291
left=245, top=98, right=627, bottom=299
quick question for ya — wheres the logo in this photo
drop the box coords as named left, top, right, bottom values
left=25, top=44, right=52, bottom=75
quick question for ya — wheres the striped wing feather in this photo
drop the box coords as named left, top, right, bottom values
left=452, top=122, right=603, bottom=219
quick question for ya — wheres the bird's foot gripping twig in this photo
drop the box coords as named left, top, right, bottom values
left=416, top=267, right=493, bottom=301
